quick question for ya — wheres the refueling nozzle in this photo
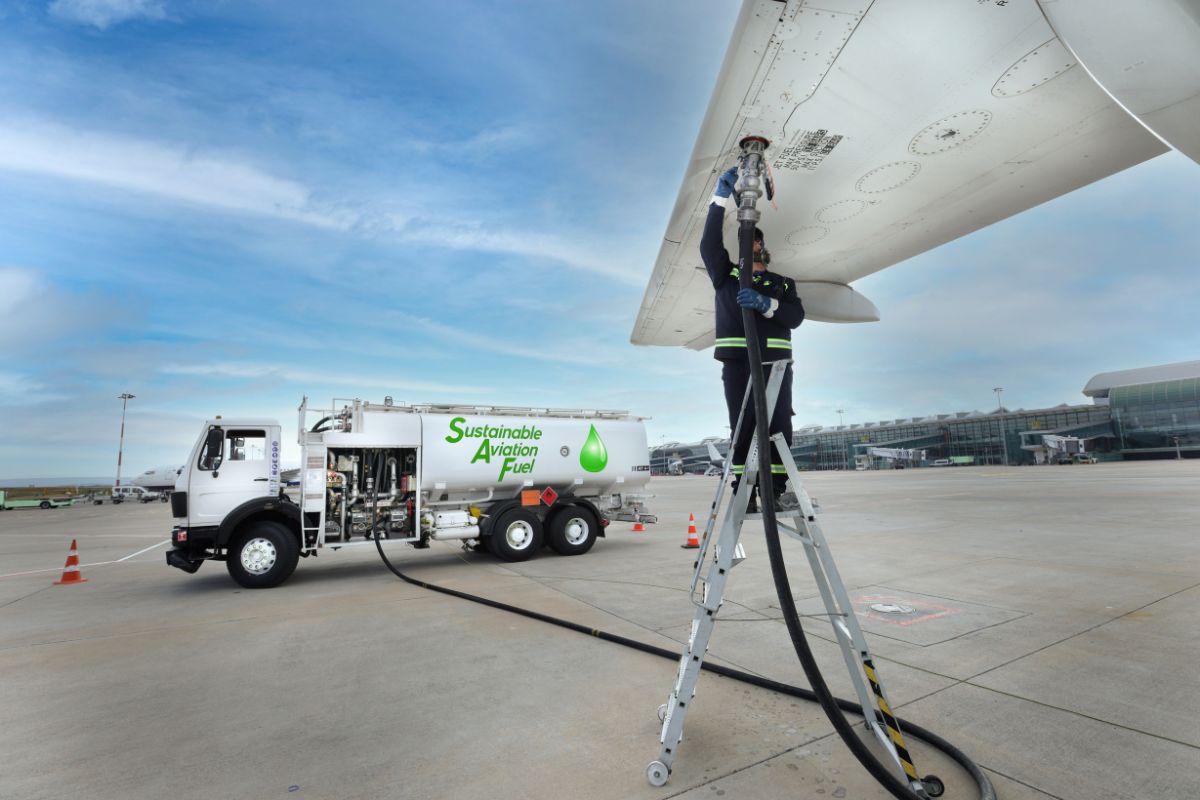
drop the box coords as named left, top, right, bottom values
left=735, top=135, right=771, bottom=225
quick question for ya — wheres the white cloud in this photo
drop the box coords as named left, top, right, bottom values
left=49, top=0, right=166, bottom=29
left=0, top=266, right=39, bottom=317
left=158, top=361, right=480, bottom=397
left=0, top=370, right=62, bottom=405
left=0, top=119, right=347, bottom=229
left=396, top=221, right=645, bottom=286
left=0, top=118, right=645, bottom=285
left=0, top=265, right=111, bottom=348
left=389, top=313, right=631, bottom=367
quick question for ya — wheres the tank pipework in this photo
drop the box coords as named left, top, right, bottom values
left=388, top=457, right=399, bottom=502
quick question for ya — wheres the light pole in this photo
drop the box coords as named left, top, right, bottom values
left=836, top=408, right=845, bottom=428
left=993, top=387, right=1009, bottom=466
left=116, top=393, right=135, bottom=487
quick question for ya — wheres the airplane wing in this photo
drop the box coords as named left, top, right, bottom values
left=631, top=0, right=1192, bottom=350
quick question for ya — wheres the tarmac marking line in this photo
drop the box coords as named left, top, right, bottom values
left=0, top=560, right=123, bottom=579
left=117, top=539, right=171, bottom=561
left=0, top=539, right=169, bottom=578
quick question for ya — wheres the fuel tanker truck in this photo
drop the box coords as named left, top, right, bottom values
left=165, top=397, right=656, bottom=588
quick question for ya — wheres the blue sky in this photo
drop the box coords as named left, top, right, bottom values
left=1, top=0, right=1198, bottom=479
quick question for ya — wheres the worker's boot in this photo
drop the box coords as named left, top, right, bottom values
left=774, top=491, right=800, bottom=512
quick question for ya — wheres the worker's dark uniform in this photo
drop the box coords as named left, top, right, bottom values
left=701, top=199, right=805, bottom=496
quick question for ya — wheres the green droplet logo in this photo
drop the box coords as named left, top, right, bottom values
left=580, top=424, right=608, bottom=473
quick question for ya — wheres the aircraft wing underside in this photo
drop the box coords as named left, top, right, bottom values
left=631, top=0, right=1182, bottom=350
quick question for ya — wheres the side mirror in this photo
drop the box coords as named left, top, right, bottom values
left=200, top=427, right=225, bottom=471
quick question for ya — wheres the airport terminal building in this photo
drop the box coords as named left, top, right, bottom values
left=650, top=361, right=1200, bottom=473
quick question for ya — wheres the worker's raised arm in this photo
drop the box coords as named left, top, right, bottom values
left=700, top=167, right=738, bottom=287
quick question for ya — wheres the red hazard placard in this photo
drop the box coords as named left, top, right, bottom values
left=540, top=486, right=559, bottom=506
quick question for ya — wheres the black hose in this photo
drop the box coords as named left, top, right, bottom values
left=372, top=534, right=995, bottom=799
left=736, top=212, right=968, bottom=800
left=311, top=416, right=333, bottom=433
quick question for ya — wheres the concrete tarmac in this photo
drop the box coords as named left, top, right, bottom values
left=2, top=462, right=1198, bottom=799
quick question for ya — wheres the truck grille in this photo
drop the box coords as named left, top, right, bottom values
left=170, top=491, right=188, bottom=518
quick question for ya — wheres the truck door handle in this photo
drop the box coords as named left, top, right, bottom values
left=254, top=478, right=269, bottom=482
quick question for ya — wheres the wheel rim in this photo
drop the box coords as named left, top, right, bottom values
left=563, top=516, right=590, bottom=546
left=240, top=537, right=277, bottom=574
left=505, top=520, right=535, bottom=550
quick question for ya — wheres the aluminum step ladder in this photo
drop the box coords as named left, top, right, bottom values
left=646, top=360, right=930, bottom=797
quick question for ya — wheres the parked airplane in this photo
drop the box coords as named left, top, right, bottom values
left=131, top=465, right=183, bottom=492
left=631, top=0, right=1200, bottom=347
left=704, top=442, right=727, bottom=477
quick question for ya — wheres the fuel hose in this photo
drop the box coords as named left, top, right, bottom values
left=373, top=529, right=995, bottom=799
left=730, top=143, right=989, bottom=799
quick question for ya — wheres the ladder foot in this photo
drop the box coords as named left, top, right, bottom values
left=921, top=774, right=945, bottom=797
left=646, top=761, right=670, bottom=787
left=657, top=703, right=668, bottom=722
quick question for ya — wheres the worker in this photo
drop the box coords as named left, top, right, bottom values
left=703, top=165, right=805, bottom=511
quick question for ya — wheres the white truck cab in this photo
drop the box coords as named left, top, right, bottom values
left=167, top=399, right=655, bottom=589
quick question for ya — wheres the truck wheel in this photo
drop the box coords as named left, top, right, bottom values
left=547, top=505, right=598, bottom=556
left=226, top=521, right=299, bottom=589
left=39, top=501, right=51, bottom=509
left=488, top=508, right=543, bottom=562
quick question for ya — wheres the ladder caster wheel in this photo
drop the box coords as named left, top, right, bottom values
left=921, top=774, right=945, bottom=797
left=657, top=704, right=668, bottom=722
left=646, top=761, right=670, bottom=787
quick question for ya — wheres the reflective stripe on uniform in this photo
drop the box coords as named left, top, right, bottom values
left=715, top=337, right=747, bottom=348
left=731, top=464, right=745, bottom=475
left=766, top=338, right=792, bottom=350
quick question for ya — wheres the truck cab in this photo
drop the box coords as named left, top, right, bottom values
left=167, top=419, right=291, bottom=587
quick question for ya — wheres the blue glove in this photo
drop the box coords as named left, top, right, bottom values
left=715, top=166, right=738, bottom=199
left=737, top=288, right=772, bottom=314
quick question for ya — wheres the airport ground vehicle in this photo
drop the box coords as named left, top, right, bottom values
left=108, top=486, right=163, bottom=504
left=166, top=398, right=656, bottom=588
left=0, top=490, right=73, bottom=510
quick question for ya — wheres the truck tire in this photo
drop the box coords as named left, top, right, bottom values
left=39, top=501, right=51, bottom=509
left=547, top=505, right=598, bottom=556
left=226, top=520, right=300, bottom=589
left=488, top=508, right=543, bottom=562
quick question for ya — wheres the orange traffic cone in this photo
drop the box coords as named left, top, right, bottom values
left=54, top=539, right=87, bottom=585
left=681, top=514, right=699, bottom=549
left=632, top=520, right=646, bottom=532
